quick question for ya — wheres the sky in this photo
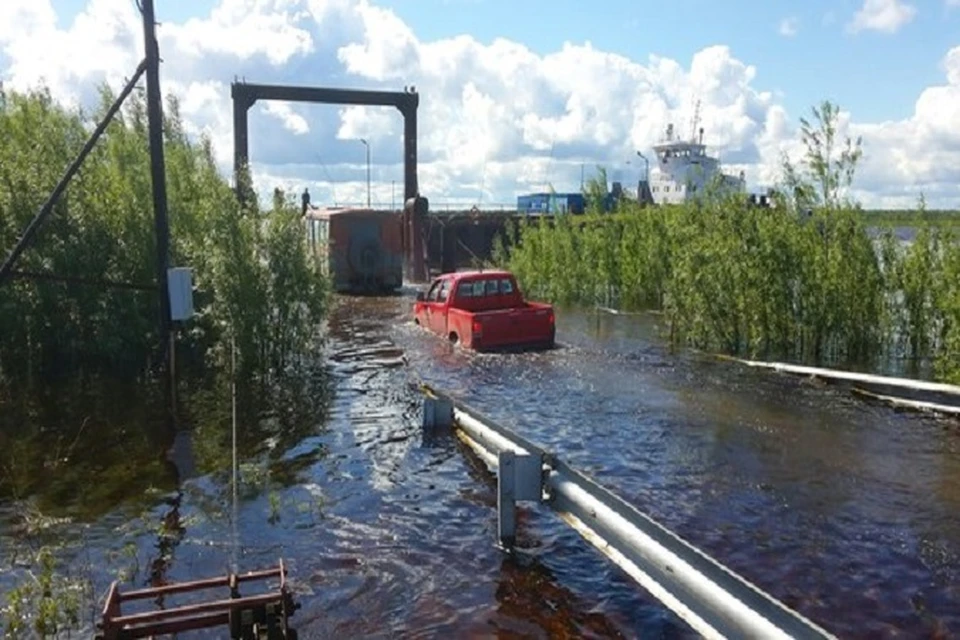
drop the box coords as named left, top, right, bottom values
left=1, top=0, right=959, bottom=209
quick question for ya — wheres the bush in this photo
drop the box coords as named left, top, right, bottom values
left=497, top=100, right=960, bottom=383
left=0, top=85, right=329, bottom=384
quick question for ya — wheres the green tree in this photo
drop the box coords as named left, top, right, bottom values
left=780, top=100, right=863, bottom=211
left=0, top=84, right=329, bottom=385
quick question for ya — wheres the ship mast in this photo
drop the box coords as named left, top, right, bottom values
left=689, top=99, right=702, bottom=144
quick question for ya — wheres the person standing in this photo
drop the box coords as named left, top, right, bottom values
left=301, top=187, right=311, bottom=217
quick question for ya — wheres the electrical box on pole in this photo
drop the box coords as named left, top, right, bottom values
left=167, top=267, right=194, bottom=322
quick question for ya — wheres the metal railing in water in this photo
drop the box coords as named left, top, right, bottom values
left=420, top=384, right=836, bottom=640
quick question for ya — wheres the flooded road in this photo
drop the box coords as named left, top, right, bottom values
left=2, top=291, right=959, bottom=638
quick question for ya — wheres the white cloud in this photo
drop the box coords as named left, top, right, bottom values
left=845, top=46, right=960, bottom=206
left=263, top=101, right=311, bottom=135
left=778, top=17, right=799, bottom=37
left=0, top=0, right=957, bottom=209
left=847, top=0, right=917, bottom=35
left=0, top=0, right=140, bottom=108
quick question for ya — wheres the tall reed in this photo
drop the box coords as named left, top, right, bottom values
left=498, top=101, right=960, bottom=383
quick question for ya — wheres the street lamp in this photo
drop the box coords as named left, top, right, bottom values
left=359, top=138, right=370, bottom=208
left=636, top=151, right=649, bottom=182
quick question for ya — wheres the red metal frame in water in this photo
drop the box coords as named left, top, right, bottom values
left=96, top=560, right=299, bottom=639
left=304, top=206, right=403, bottom=292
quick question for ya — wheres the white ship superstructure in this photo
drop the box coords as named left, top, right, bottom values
left=642, top=105, right=746, bottom=205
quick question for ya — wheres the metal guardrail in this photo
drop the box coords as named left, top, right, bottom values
left=421, top=385, right=836, bottom=640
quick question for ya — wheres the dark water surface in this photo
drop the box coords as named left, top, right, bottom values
left=2, top=292, right=959, bottom=638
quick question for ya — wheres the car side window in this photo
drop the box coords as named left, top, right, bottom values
left=438, top=280, right=451, bottom=302
left=499, top=278, right=514, bottom=294
left=485, top=279, right=499, bottom=296
left=426, top=280, right=442, bottom=302
left=457, top=281, right=474, bottom=298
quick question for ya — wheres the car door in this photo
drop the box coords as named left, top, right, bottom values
left=419, top=279, right=442, bottom=329
left=429, top=279, right=452, bottom=335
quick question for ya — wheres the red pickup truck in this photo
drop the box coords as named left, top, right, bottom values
left=413, top=270, right=555, bottom=351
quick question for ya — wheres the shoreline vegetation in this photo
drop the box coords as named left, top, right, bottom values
left=0, top=85, right=330, bottom=636
left=0, top=84, right=329, bottom=387
left=861, top=209, right=960, bottom=227
left=493, top=100, right=960, bottom=385
left=1, top=83, right=958, bottom=636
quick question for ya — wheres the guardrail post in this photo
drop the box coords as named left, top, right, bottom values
left=418, top=385, right=837, bottom=638
left=497, top=450, right=542, bottom=550
left=422, top=396, right=453, bottom=433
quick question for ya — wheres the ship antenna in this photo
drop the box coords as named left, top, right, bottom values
left=690, top=98, right=701, bottom=143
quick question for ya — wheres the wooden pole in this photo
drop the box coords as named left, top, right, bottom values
left=141, top=0, right=172, bottom=383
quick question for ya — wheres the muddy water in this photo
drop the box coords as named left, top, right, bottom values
left=396, top=298, right=960, bottom=638
left=2, top=292, right=959, bottom=638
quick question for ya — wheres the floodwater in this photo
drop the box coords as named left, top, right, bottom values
left=2, top=292, right=959, bottom=638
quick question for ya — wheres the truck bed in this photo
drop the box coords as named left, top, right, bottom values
left=449, top=302, right=554, bottom=351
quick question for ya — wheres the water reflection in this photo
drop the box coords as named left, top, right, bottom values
left=0, top=376, right=174, bottom=521
left=3, top=292, right=960, bottom=638
left=398, top=299, right=960, bottom=637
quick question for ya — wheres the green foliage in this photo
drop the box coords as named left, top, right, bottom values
left=2, top=547, right=88, bottom=639
left=498, top=100, right=960, bottom=382
left=781, top=100, right=863, bottom=210
left=0, top=85, right=329, bottom=384
left=861, top=208, right=960, bottom=227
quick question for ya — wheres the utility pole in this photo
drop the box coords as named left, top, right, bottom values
left=359, top=138, right=370, bottom=208
left=141, top=0, right=172, bottom=376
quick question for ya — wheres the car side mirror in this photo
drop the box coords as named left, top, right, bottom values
left=416, top=291, right=425, bottom=301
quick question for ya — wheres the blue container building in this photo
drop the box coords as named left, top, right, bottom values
left=516, top=192, right=586, bottom=216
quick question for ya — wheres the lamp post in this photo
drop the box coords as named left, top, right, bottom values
left=636, top=151, right=649, bottom=182
left=359, top=138, right=370, bottom=208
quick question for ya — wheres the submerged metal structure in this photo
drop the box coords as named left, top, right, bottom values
left=230, top=82, right=419, bottom=205
left=421, top=385, right=836, bottom=640
left=97, top=560, right=299, bottom=639
left=230, top=81, right=428, bottom=281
